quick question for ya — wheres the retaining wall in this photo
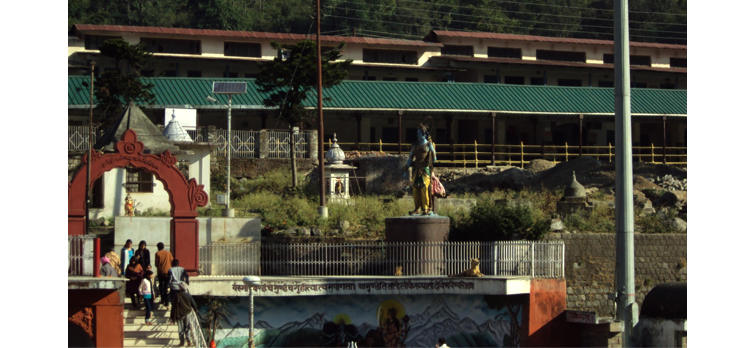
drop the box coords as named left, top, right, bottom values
left=543, top=233, right=687, bottom=318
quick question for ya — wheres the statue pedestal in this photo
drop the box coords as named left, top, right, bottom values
left=385, top=215, right=450, bottom=242
left=384, top=215, right=450, bottom=275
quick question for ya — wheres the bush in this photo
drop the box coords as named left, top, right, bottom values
left=563, top=204, right=614, bottom=233
left=450, top=196, right=550, bottom=241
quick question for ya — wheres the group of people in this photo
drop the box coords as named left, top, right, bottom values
left=99, top=239, right=198, bottom=346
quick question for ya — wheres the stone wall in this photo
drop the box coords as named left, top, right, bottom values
left=543, top=233, right=687, bottom=318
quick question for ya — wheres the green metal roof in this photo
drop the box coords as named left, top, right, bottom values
left=68, top=76, right=687, bottom=116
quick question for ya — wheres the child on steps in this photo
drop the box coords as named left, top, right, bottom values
left=139, top=270, right=155, bottom=325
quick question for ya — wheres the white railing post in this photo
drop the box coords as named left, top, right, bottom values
left=531, top=242, right=535, bottom=277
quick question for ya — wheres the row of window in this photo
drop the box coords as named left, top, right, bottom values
left=482, top=75, right=677, bottom=89
left=84, top=35, right=686, bottom=68
left=444, top=44, right=686, bottom=67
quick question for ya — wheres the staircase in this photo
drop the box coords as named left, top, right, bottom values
left=123, top=306, right=184, bottom=347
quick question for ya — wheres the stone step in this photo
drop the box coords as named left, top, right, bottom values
left=123, top=337, right=193, bottom=346
left=125, top=330, right=179, bottom=339
left=124, top=323, right=179, bottom=332
left=124, top=309, right=171, bottom=318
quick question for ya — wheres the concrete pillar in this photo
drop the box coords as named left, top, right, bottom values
left=309, top=129, right=319, bottom=160
left=259, top=130, right=269, bottom=159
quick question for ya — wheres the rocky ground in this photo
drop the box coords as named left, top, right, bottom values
left=433, top=156, right=687, bottom=230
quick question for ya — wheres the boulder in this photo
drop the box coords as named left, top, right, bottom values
left=311, top=228, right=323, bottom=237
left=668, top=218, right=687, bottom=232
left=655, top=190, right=686, bottom=208
left=550, top=219, right=564, bottom=232
left=338, top=220, right=350, bottom=233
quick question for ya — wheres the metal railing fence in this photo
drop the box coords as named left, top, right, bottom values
left=68, top=235, right=96, bottom=276
left=199, top=242, right=261, bottom=276
left=68, top=126, right=98, bottom=153
left=187, top=311, right=208, bottom=348
left=265, top=130, right=310, bottom=159
left=68, top=126, right=684, bottom=167
left=198, top=241, right=564, bottom=277
left=331, top=139, right=687, bottom=168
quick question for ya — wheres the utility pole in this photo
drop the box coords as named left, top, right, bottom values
left=614, top=0, right=637, bottom=346
left=316, top=0, right=327, bottom=218
left=226, top=95, right=234, bottom=217
left=86, top=61, right=95, bottom=233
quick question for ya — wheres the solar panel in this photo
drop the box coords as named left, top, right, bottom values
left=212, top=82, right=248, bottom=95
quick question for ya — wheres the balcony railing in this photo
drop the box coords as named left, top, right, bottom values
left=199, top=240, right=565, bottom=278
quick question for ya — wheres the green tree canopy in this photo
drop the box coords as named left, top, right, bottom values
left=255, top=40, right=353, bottom=128
left=94, top=39, right=156, bottom=127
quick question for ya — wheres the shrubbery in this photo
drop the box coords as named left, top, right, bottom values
left=449, top=196, right=550, bottom=241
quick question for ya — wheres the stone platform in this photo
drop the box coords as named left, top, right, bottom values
left=384, top=215, right=450, bottom=242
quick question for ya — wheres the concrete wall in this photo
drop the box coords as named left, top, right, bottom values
left=113, top=217, right=261, bottom=252
left=524, top=279, right=567, bottom=347
left=543, top=233, right=687, bottom=318
left=68, top=289, right=123, bottom=348
left=636, top=318, right=686, bottom=347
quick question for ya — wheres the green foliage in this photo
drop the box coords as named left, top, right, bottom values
left=255, top=40, right=353, bottom=127
left=450, top=195, right=550, bottom=241
left=93, top=39, right=156, bottom=126
left=69, top=1, right=686, bottom=45
left=138, top=207, right=171, bottom=217
left=635, top=208, right=680, bottom=234
left=562, top=204, right=614, bottom=233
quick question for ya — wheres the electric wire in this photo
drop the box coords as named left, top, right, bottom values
left=333, top=0, right=687, bottom=28
left=486, top=0, right=687, bottom=16
left=323, top=8, right=684, bottom=42
left=327, top=3, right=686, bottom=35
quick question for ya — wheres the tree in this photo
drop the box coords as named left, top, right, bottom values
left=94, top=39, right=156, bottom=127
left=255, top=40, right=352, bottom=188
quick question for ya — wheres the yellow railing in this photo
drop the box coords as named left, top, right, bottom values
left=328, top=139, right=687, bottom=168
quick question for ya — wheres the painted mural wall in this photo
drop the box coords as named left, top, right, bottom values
left=197, top=294, right=523, bottom=348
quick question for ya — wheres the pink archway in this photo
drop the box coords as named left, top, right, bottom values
left=68, top=129, right=209, bottom=274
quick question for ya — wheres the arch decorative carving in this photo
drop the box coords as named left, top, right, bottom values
left=68, top=129, right=209, bottom=274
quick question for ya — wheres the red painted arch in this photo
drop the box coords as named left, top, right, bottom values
left=68, top=129, right=209, bottom=274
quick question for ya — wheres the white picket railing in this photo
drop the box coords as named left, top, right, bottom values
left=198, top=241, right=564, bottom=278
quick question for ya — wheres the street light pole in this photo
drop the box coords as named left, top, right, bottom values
left=242, top=276, right=262, bottom=348
left=614, top=0, right=637, bottom=345
left=316, top=0, right=327, bottom=218
left=226, top=96, right=234, bottom=217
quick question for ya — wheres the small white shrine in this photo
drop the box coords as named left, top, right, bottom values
left=324, top=133, right=356, bottom=203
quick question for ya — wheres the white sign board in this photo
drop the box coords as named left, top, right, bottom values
left=164, top=108, right=197, bottom=130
